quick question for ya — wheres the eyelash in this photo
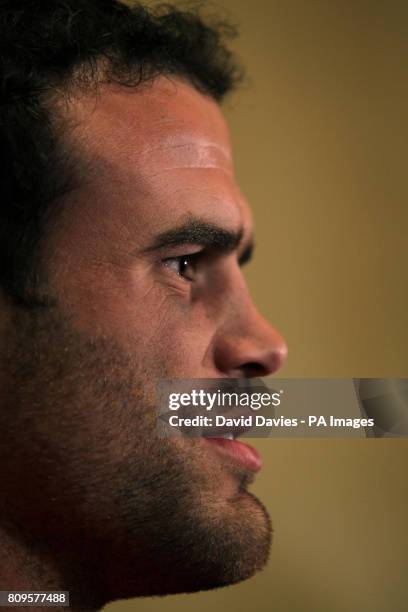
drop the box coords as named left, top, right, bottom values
left=162, top=249, right=251, bottom=282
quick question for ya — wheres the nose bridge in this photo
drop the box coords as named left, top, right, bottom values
left=212, top=272, right=288, bottom=377
left=238, top=291, right=287, bottom=359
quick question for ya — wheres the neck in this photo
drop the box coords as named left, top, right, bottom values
left=0, top=524, right=101, bottom=612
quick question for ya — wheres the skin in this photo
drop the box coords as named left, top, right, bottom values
left=0, top=77, right=287, bottom=611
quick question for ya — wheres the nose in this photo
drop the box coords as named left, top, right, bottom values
left=213, top=300, right=288, bottom=378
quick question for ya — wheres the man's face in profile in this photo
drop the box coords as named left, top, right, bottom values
left=0, top=77, right=286, bottom=601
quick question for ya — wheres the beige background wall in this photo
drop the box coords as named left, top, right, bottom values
left=106, top=1, right=408, bottom=610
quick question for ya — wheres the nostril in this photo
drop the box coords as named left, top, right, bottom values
left=241, top=362, right=269, bottom=378
left=241, top=344, right=287, bottom=378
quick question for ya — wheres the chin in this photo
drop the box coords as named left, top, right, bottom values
left=104, top=490, right=272, bottom=602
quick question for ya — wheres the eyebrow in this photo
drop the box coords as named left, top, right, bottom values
left=143, top=220, right=254, bottom=264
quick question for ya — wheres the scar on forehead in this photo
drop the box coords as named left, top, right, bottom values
left=138, top=137, right=232, bottom=173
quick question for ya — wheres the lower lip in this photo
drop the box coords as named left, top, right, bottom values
left=203, top=438, right=262, bottom=472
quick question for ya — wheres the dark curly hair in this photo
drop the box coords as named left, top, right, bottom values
left=0, top=0, right=241, bottom=307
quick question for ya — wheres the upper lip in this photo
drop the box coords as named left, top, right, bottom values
left=200, top=406, right=254, bottom=439
left=169, top=404, right=255, bottom=439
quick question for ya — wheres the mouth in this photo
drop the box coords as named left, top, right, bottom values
left=178, top=407, right=262, bottom=472
left=202, top=435, right=262, bottom=473
left=160, top=378, right=268, bottom=473
left=193, top=404, right=261, bottom=473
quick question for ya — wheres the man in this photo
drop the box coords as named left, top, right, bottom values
left=0, top=1, right=287, bottom=609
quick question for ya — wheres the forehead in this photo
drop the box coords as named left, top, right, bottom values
left=63, top=77, right=252, bottom=240
left=70, top=77, right=233, bottom=175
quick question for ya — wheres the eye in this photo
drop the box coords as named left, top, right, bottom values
left=162, top=253, right=200, bottom=281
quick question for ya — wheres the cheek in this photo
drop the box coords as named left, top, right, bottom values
left=55, top=261, right=217, bottom=375
left=141, top=300, right=219, bottom=376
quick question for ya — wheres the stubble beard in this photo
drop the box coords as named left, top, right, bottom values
left=0, top=305, right=271, bottom=605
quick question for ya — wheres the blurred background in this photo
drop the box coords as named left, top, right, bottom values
left=106, top=1, right=408, bottom=610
